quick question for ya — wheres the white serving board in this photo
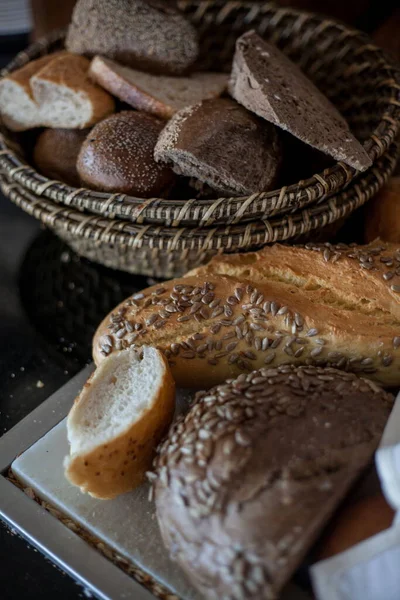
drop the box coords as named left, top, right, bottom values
left=9, top=375, right=311, bottom=600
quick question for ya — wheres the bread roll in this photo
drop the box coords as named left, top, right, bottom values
left=66, top=0, right=199, bottom=75
left=0, top=51, right=115, bottom=131
left=0, top=52, right=65, bottom=131
left=317, top=493, right=395, bottom=560
left=153, top=365, right=393, bottom=600
left=31, top=53, right=115, bottom=129
left=89, top=56, right=228, bottom=120
left=77, top=111, right=176, bottom=197
left=364, top=178, right=400, bottom=244
left=155, top=98, right=282, bottom=196
left=229, top=31, right=372, bottom=171
left=34, top=128, right=90, bottom=186
left=65, top=346, right=175, bottom=500
left=93, top=240, right=400, bottom=389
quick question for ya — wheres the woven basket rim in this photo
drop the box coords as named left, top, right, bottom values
left=1, top=142, right=396, bottom=253
left=0, top=1, right=399, bottom=228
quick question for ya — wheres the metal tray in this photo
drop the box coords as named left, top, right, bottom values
left=0, top=366, right=311, bottom=600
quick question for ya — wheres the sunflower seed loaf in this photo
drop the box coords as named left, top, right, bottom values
left=93, top=240, right=400, bottom=388
left=152, top=365, right=393, bottom=600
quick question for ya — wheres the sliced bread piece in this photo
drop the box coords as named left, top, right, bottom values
left=89, top=56, right=228, bottom=119
left=31, top=53, right=115, bottom=129
left=155, top=97, right=282, bottom=197
left=229, top=30, right=372, bottom=171
left=66, top=0, right=199, bottom=75
left=0, top=52, right=65, bottom=131
left=64, top=346, right=175, bottom=500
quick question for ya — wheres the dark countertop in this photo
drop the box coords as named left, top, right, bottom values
left=0, top=197, right=151, bottom=599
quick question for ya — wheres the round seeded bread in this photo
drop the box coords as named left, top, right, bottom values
left=66, top=0, right=199, bottom=75
left=34, top=128, right=90, bottom=187
left=77, top=111, right=176, bottom=197
left=154, top=97, right=282, bottom=197
left=153, top=365, right=393, bottom=600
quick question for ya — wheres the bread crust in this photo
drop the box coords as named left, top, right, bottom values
left=229, top=31, right=372, bottom=171
left=94, top=240, right=400, bottom=388
left=31, top=53, right=115, bottom=128
left=153, top=365, right=393, bottom=599
left=33, top=128, right=90, bottom=186
left=89, top=56, right=228, bottom=119
left=66, top=0, right=199, bottom=75
left=65, top=348, right=175, bottom=500
left=364, top=177, right=400, bottom=244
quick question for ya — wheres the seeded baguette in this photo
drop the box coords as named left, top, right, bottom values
left=153, top=365, right=393, bottom=600
left=93, top=240, right=400, bottom=388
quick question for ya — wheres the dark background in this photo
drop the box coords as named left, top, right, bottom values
left=0, top=1, right=399, bottom=599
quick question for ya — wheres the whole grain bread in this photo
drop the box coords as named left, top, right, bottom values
left=153, top=365, right=393, bottom=599
left=93, top=240, right=400, bottom=389
left=155, top=98, right=282, bottom=196
left=89, top=56, right=228, bottom=119
left=229, top=31, right=372, bottom=171
left=77, top=111, right=176, bottom=197
left=66, top=0, right=199, bottom=75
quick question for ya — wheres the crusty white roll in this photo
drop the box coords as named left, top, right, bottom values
left=93, top=240, right=400, bottom=388
left=65, top=346, right=175, bottom=500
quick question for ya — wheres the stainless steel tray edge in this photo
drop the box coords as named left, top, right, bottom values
left=0, top=364, right=154, bottom=600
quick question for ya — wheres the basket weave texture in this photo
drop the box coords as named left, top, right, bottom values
left=0, top=1, right=399, bottom=277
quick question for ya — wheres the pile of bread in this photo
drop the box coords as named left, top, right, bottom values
left=64, top=239, right=400, bottom=599
left=0, top=0, right=372, bottom=202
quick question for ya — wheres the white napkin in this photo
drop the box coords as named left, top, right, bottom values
left=311, top=391, right=400, bottom=600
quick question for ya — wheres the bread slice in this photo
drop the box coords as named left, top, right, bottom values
left=64, top=346, right=175, bottom=500
left=89, top=56, right=228, bottom=119
left=229, top=30, right=372, bottom=171
left=0, top=52, right=65, bottom=131
left=155, top=97, right=282, bottom=196
left=31, top=53, right=115, bottom=129
left=66, top=0, right=199, bottom=75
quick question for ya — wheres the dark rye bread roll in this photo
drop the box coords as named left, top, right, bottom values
left=229, top=31, right=372, bottom=172
left=34, top=128, right=90, bottom=187
left=66, top=0, right=199, bottom=75
left=155, top=98, right=282, bottom=196
left=77, top=111, right=175, bottom=197
left=152, top=365, right=393, bottom=600
left=93, top=240, right=400, bottom=389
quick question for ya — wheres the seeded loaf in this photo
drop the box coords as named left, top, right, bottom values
left=155, top=98, right=282, bottom=196
left=0, top=52, right=65, bottom=131
left=152, top=365, right=393, bottom=600
left=65, top=346, right=175, bottom=500
left=229, top=31, right=372, bottom=171
left=89, top=56, right=228, bottom=120
left=66, top=0, right=199, bottom=75
left=77, top=111, right=176, bottom=197
left=34, top=128, right=90, bottom=186
left=93, top=240, right=400, bottom=389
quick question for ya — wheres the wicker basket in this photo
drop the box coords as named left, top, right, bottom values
left=0, top=0, right=399, bottom=228
left=0, top=0, right=399, bottom=278
left=1, top=142, right=396, bottom=278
